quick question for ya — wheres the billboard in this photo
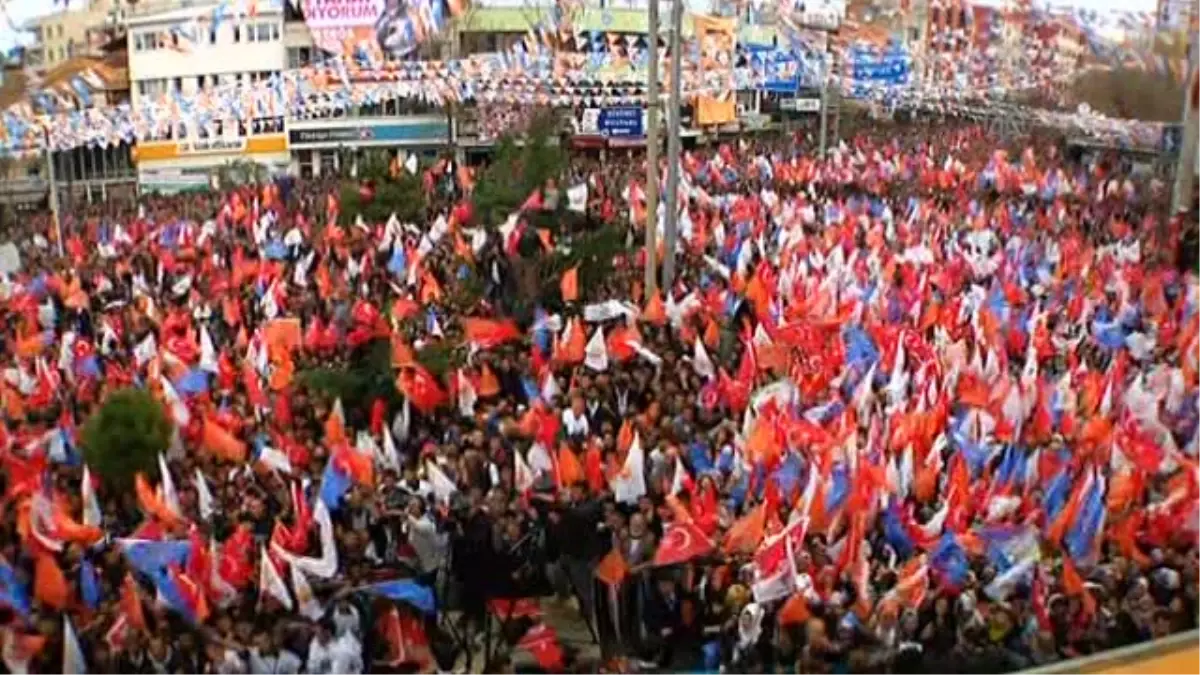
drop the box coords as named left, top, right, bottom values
left=303, top=0, right=465, bottom=60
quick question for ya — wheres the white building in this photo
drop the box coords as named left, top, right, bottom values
left=125, top=0, right=290, bottom=192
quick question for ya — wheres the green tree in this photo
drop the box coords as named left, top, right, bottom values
left=339, top=149, right=427, bottom=227
left=81, top=388, right=171, bottom=490
left=296, top=338, right=405, bottom=428
left=471, top=114, right=567, bottom=227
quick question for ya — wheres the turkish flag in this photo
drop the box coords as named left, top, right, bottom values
left=398, top=365, right=448, bottom=414
left=653, top=521, right=714, bottom=567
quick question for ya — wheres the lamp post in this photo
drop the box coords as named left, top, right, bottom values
left=661, top=0, right=683, bottom=291
left=44, top=126, right=63, bottom=257
left=1171, top=56, right=1198, bottom=214
left=644, top=0, right=661, bottom=296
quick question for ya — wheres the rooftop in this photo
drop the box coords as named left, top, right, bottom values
left=0, top=52, right=129, bottom=111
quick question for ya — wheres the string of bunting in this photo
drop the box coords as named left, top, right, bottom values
left=1, top=0, right=1183, bottom=154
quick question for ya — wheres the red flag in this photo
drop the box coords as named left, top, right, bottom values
left=397, top=366, right=448, bottom=414
left=518, top=624, right=563, bottom=671
left=654, top=521, right=714, bottom=567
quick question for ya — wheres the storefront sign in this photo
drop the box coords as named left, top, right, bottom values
left=180, top=137, right=248, bottom=154
left=287, top=120, right=450, bottom=148
left=289, top=127, right=379, bottom=145
left=598, top=107, right=644, bottom=138
left=780, top=98, right=821, bottom=113
left=133, top=134, right=288, bottom=162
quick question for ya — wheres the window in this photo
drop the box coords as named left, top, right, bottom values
left=256, top=23, right=272, bottom=41
left=56, top=24, right=63, bottom=38
left=139, top=31, right=160, bottom=50
left=232, top=24, right=241, bottom=42
left=271, top=23, right=280, bottom=40
left=171, top=76, right=183, bottom=92
left=287, top=46, right=312, bottom=68
left=137, top=78, right=167, bottom=98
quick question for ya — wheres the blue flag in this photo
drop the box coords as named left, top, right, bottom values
left=364, top=579, right=436, bottom=614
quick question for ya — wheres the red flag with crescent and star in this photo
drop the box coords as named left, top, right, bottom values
left=654, top=521, right=715, bottom=567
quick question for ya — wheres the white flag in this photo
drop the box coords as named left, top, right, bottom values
left=290, top=565, right=323, bottom=620
left=194, top=469, right=215, bottom=522
left=63, top=617, right=87, bottom=674
left=81, top=465, right=102, bottom=528
left=271, top=501, right=338, bottom=579
left=258, top=547, right=294, bottom=610
left=584, top=328, right=609, bottom=372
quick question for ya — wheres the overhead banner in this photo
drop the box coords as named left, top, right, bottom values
left=303, top=0, right=465, bottom=60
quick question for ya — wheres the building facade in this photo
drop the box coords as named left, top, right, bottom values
left=125, top=0, right=289, bottom=193
left=281, top=0, right=451, bottom=175
left=27, top=0, right=132, bottom=72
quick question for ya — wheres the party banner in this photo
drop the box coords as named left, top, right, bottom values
left=693, top=15, right=736, bottom=72
left=692, top=13, right=737, bottom=125
left=304, top=0, right=463, bottom=60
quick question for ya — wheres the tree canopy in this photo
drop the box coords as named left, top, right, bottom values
left=81, top=388, right=171, bottom=490
left=339, top=149, right=427, bottom=226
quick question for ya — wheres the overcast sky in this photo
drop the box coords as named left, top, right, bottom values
left=0, top=0, right=1158, bottom=52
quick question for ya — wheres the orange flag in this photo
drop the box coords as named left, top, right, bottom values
left=563, top=320, right=586, bottom=364
left=1061, top=557, right=1096, bottom=616
left=778, top=593, right=811, bottom=626
left=264, top=318, right=302, bottom=359
left=324, top=405, right=347, bottom=446
left=51, top=508, right=102, bottom=546
left=617, top=420, right=635, bottom=455
left=461, top=318, right=521, bottom=349
left=557, top=445, right=584, bottom=487
left=478, top=364, right=501, bottom=398
left=703, top=317, right=721, bottom=349
left=135, top=474, right=175, bottom=525
left=34, top=554, right=68, bottom=610
left=723, top=503, right=766, bottom=554
left=122, top=574, right=147, bottom=630
left=201, top=419, right=249, bottom=463
left=391, top=335, right=416, bottom=368
left=15, top=333, right=46, bottom=359
left=594, top=547, right=629, bottom=586
left=560, top=266, right=579, bottom=302
left=642, top=291, right=666, bottom=325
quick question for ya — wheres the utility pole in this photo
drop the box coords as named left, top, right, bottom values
left=44, top=128, right=63, bottom=257
left=661, top=0, right=683, bottom=291
left=1171, top=53, right=1198, bottom=213
left=644, top=0, right=661, bottom=296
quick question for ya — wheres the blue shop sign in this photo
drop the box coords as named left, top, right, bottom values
left=599, top=107, right=644, bottom=138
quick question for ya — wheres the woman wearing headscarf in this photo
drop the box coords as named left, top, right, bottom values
left=723, top=602, right=774, bottom=673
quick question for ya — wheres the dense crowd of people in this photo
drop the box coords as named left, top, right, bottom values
left=0, top=122, right=1195, bottom=675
